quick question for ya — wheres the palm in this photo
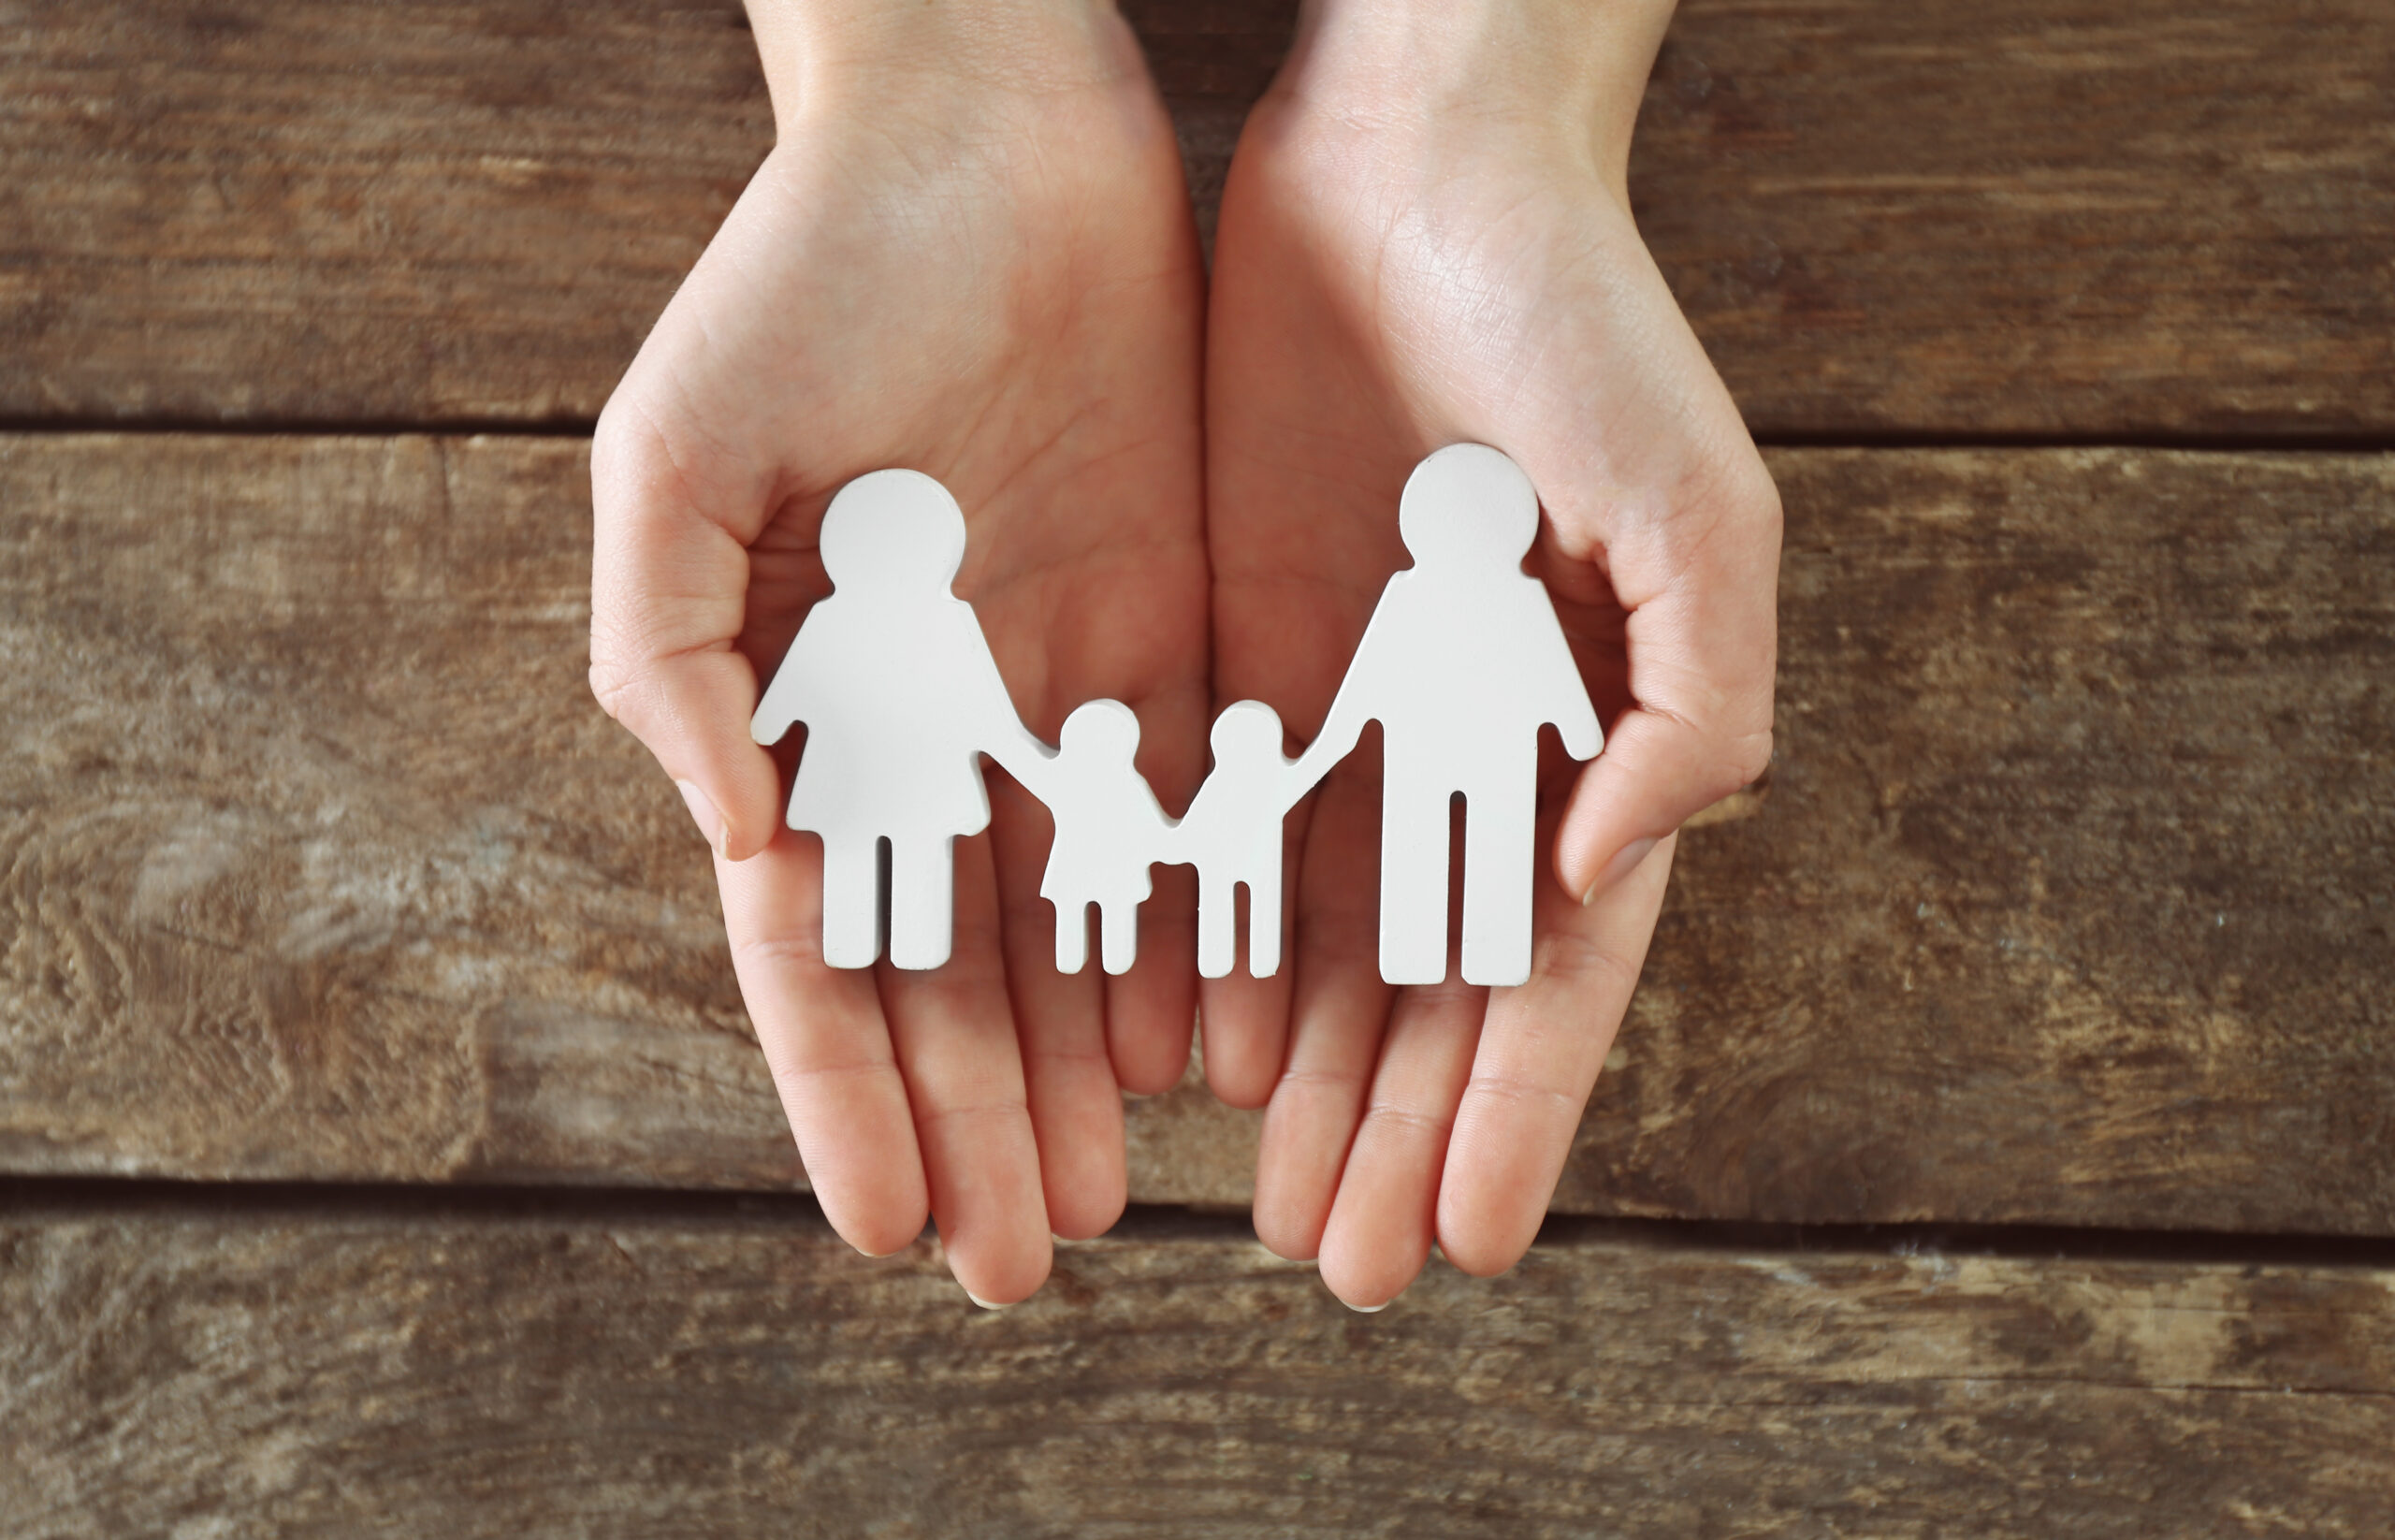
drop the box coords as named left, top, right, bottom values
left=593, top=53, right=1208, bottom=1302
left=1202, top=97, right=1776, bottom=1306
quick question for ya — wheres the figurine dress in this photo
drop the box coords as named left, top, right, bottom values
left=1037, top=700, right=1173, bottom=975
left=751, top=471, right=1047, bottom=969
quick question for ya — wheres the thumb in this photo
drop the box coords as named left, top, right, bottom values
left=1557, top=697, right=1770, bottom=900
left=1554, top=518, right=1778, bottom=902
left=588, top=409, right=784, bottom=863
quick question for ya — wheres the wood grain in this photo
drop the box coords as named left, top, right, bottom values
left=3, top=435, right=2388, bottom=1230
left=1634, top=0, right=2395, bottom=436
left=4, top=0, right=2388, bottom=434
left=1580, top=447, right=2395, bottom=1231
left=6, top=1194, right=2394, bottom=1536
left=0, top=0, right=1271, bottom=426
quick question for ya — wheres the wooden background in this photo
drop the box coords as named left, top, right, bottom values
left=4, top=0, right=2391, bottom=1532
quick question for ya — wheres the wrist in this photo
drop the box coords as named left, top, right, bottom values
left=744, top=0, right=1139, bottom=138
left=1276, top=0, right=1676, bottom=182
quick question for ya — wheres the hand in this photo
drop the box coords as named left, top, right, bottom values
left=589, top=0, right=1209, bottom=1305
left=1200, top=0, right=1781, bottom=1308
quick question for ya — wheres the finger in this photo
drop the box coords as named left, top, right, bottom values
left=1106, top=860, right=1199, bottom=1097
left=1251, top=759, right=1394, bottom=1261
left=1438, top=831, right=1677, bottom=1277
left=1194, top=806, right=1301, bottom=1110
left=1314, top=975, right=1486, bottom=1313
left=1102, top=674, right=1206, bottom=1097
left=1084, top=657, right=1210, bottom=1099
left=1203, top=472, right=1401, bottom=1110
left=717, top=827, right=927, bottom=1260
left=879, top=829, right=1052, bottom=1305
left=987, top=774, right=1125, bottom=1242
left=1549, top=459, right=1780, bottom=902
left=589, top=404, right=785, bottom=862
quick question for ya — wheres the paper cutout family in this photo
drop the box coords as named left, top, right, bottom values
left=751, top=444, right=1602, bottom=989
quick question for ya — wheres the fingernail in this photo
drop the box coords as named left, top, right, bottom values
left=1343, top=1298, right=1389, bottom=1314
left=675, top=778, right=728, bottom=858
left=1582, top=836, right=1658, bottom=905
left=965, top=1290, right=1011, bottom=1311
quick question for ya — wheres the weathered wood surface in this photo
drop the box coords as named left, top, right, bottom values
left=1618, top=447, right=2395, bottom=1232
left=4, top=0, right=2389, bottom=435
left=6, top=1193, right=2394, bottom=1536
left=1633, top=0, right=2395, bottom=438
left=4, top=435, right=2388, bottom=1230
left=0, top=0, right=1266, bottom=426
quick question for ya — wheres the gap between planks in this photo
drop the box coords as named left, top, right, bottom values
left=10, top=1177, right=2395, bottom=1274
left=5, top=418, right=2395, bottom=455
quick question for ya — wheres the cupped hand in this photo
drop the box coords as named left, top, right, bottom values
left=1200, top=0, right=1781, bottom=1308
left=588, top=2, right=1209, bottom=1305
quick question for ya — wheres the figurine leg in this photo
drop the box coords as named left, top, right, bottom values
left=1459, top=776, right=1535, bottom=987
left=1053, top=897, right=1092, bottom=974
left=1099, top=898, right=1139, bottom=976
left=886, top=837, right=954, bottom=970
left=819, top=835, right=883, bottom=969
left=1196, top=868, right=1234, bottom=980
left=1243, top=860, right=1284, bottom=979
left=1379, top=769, right=1452, bottom=986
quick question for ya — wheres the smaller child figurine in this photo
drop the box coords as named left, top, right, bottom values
left=1178, top=701, right=1318, bottom=980
left=1036, top=699, right=1174, bottom=975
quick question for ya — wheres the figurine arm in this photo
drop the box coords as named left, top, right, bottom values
left=1289, top=647, right=1379, bottom=794
left=749, top=626, right=827, bottom=747
left=1282, top=735, right=1342, bottom=807
left=1290, top=574, right=1416, bottom=790
left=1548, top=672, right=1604, bottom=762
left=982, top=720, right=1058, bottom=801
left=1141, top=777, right=1182, bottom=863
left=960, top=614, right=1059, bottom=798
left=1528, top=589, right=1604, bottom=762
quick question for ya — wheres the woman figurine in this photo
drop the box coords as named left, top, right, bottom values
left=750, top=470, right=1048, bottom=969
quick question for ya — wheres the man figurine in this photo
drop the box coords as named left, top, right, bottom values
left=1295, top=444, right=1602, bottom=986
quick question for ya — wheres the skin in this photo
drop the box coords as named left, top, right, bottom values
left=588, top=0, right=1210, bottom=1305
left=1201, top=0, right=1782, bottom=1308
left=592, top=0, right=1780, bottom=1310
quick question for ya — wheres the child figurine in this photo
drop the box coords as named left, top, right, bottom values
left=1178, top=700, right=1318, bottom=979
left=1037, top=699, right=1174, bottom=975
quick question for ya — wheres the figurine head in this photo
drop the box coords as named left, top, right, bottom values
left=1209, top=700, right=1284, bottom=765
left=1397, top=443, right=1540, bottom=573
left=819, top=469, right=968, bottom=594
left=1060, top=698, right=1142, bottom=763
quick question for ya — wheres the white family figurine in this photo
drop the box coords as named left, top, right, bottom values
left=750, top=444, right=1602, bottom=988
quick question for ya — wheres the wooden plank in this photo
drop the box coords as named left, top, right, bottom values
left=1578, top=447, right=2395, bottom=1232
left=4, top=0, right=2389, bottom=434
left=0, top=0, right=1270, bottom=426
left=3, top=435, right=2388, bottom=1230
left=1634, top=0, right=2395, bottom=437
left=7, top=1195, right=2394, bottom=1535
